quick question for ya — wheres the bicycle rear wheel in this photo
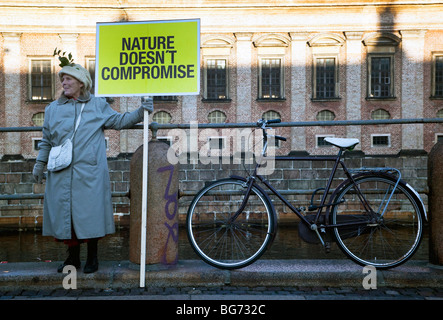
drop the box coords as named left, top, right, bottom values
left=331, top=173, right=423, bottom=269
left=186, top=178, right=276, bottom=269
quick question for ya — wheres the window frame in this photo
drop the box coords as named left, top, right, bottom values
left=85, top=57, right=96, bottom=94
left=32, top=137, right=42, bottom=152
left=31, top=112, right=45, bottom=126
left=316, top=110, right=336, bottom=121
left=371, top=134, right=391, bottom=148
left=28, top=57, right=54, bottom=101
left=371, top=108, right=391, bottom=120
left=431, top=52, right=443, bottom=99
left=435, top=133, right=443, bottom=144
left=262, top=110, right=281, bottom=121
left=203, top=56, right=230, bottom=101
left=312, top=55, right=340, bottom=100
left=208, top=136, right=226, bottom=151
left=258, top=56, right=285, bottom=100
left=316, top=134, right=335, bottom=148
left=208, top=110, right=227, bottom=123
left=152, top=111, right=172, bottom=124
left=157, top=136, right=173, bottom=146
left=367, top=54, right=395, bottom=100
left=154, top=96, right=178, bottom=102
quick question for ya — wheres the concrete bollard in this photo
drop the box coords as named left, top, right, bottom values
left=428, top=140, right=443, bottom=265
left=129, top=140, right=179, bottom=265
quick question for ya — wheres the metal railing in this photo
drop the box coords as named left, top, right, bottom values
left=1, top=117, right=443, bottom=133
left=0, top=117, right=441, bottom=201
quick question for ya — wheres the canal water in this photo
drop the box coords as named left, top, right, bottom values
left=0, top=225, right=429, bottom=263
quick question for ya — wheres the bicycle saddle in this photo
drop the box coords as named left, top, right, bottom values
left=324, top=137, right=359, bottom=150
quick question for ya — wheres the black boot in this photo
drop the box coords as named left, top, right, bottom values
left=57, top=245, right=81, bottom=273
left=83, top=239, right=99, bottom=273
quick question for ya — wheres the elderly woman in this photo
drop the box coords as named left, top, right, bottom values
left=33, top=63, right=152, bottom=273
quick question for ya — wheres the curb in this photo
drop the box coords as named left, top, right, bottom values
left=1, top=259, right=442, bottom=291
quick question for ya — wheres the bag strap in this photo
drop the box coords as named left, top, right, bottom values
left=71, top=103, right=85, bottom=139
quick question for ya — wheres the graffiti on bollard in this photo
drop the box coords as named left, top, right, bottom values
left=158, top=164, right=179, bottom=265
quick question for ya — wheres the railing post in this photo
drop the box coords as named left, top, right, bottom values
left=428, top=140, right=443, bottom=265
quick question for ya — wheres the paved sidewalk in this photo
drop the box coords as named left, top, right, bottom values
left=2, top=284, right=443, bottom=300
left=1, top=259, right=442, bottom=300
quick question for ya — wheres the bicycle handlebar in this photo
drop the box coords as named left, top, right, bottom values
left=256, top=118, right=287, bottom=142
left=274, top=135, right=287, bottom=141
left=256, top=118, right=281, bottom=127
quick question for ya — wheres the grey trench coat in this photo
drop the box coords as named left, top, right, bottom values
left=37, top=93, right=144, bottom=240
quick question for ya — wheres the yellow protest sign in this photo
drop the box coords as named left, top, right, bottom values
left=95, top=19, right=200, bottom=97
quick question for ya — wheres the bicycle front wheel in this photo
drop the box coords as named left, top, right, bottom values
left=186, top=178, right=276, bottom=269
left=331, top=173, right=423, bottom=269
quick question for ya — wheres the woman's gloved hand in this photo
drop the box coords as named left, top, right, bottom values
left=32, top=161, right=46, bottom=183
left=141, top=96, right=154, bottom=113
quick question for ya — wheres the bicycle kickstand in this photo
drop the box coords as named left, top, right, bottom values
left=311, top=224, right=325, bottom=245
left=310, top=224, right=331, bottom=253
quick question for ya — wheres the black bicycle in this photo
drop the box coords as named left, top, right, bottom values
left=186, top=119, right=427, bottom=270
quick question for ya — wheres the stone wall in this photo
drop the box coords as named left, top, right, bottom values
left=0, top=151, right=428, bottom=229
left=178, top=152, right=429, bottom=224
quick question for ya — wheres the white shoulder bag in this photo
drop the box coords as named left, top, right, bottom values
left=47, top=103, right=85, bottom=172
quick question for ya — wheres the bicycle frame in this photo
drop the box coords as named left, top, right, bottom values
left=240, top=153, right=372, bottom=225
left=259, top=152, right=353, bottom=227
left=230, top=121, right=378, bottom=245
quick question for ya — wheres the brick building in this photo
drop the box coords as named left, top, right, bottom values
left=0, top=0, right=443, bottom=160
left=0, top=1, right=442, bottom=226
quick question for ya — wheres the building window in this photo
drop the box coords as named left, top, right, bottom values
left=259, top=58, right=283, bottom=99
left=209, top=137, right=225, bottom=150
left=208, top=110, right=227, bottom=123
left=371, top=108, right=391, bottom=120
left=371, top=134, right=391, bottom=147
left=316, top=134, right=334, bottom=148
left=157, top=137, right=173, bottom=146
left=87, top=58, right=114, bottom=103
left=313, top=57, right=338, bottom=99
left=308, top=33, right=344, bottom=100
left=32, top=112, right=45, bottom=126
left=262, top=110, right=281, bottom=121
left=205, top=59, right=228, bottom=100
left=32, top=138, right=42, bottom=151
left=437, top=109, right=443, bottom=118
left=29, top=59, right=53, bottom=101
left=432, top=54, right=443, bottom=98
left=152, top=111, right=172, bottom=124
left=316, top=110, right=335, bottom=121
left=368, top=56, right=394, bottom=99
left=154, top=96, right=177, bottom=102
left=86, top=58, right=95, bottom=94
